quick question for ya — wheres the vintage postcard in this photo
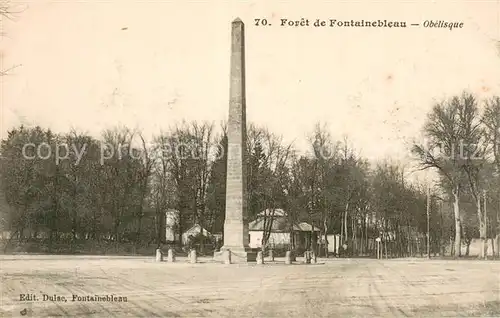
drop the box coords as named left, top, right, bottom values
left=1, top=0, right=499, bottom=317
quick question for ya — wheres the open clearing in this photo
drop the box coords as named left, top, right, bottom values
left=1, top=256, right=499, bottom=317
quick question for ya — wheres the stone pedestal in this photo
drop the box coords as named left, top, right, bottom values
left=167, top=248, right=175, bottom=262
left=214, top=247, right=256, bottom=264
left=268, top=249, right=274, bottom=262
left=256, top=251, right=264, bottom=264
left=285, top=251, right=292, bottom=265
left=155, top=248, right=163, bottom=262
left=304, top=251, right=311, bottom=264
left=311, top=252, right=317, bottom=264
left=215, top=249, right=233, bottom=264
left=189, top=249, right=197, bottom=264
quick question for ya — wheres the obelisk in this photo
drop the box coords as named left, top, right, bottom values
left=215, top=18, right=256, bottom=263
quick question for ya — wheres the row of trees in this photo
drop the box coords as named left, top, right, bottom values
left=413, top=92, right=500, bottom=258
left=0, top=121, right=443, bottom=257
left=1, top=92, right=499, bottom=258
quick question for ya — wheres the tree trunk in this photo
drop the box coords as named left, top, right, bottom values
left=496, top=234, right=500, bottom=258
left=136, top=186, right=147, bottom=244
left=450, top=236, right=454, bottom=257
left=333, top=233, right=336, bottom=256
left=48, top=228, right=54, bottom=253
left=200, top=216, right=205, bottom=255
left=407, top=224, right=411, bottom=257
left=114, top=219, right=120, bottom=243
left=478, top=195, right=487, bottom=259
left=340, top=214, right=344, bottom=247
left=323, top=218, right=328, bottom=258
left=344, top=202, right=349, bottom=243
left=362, top=217, right=366, bottom=256
left=490, top=236, right=495, bottom=259
left=71, top=176, right=78, bottom=244
left=365, top=216, right=369, bottom=256
left=155, top=213, right=160, bottom=249
left=351, top=216, right=356, bottom=256
left=416, top=238, right=420, bottom=257
left=496, top=200, right=500, bottom=258
left=262, top=209, right=276, bottom=250
left=483, top=193, right=488, bottom=259
left=178, top=207, right=184, bottom=247
left=453, top=188, right=461, bottom=257
left=137, top=214, right=143, bottom=244
left=384, top=237, right=388, bottom=259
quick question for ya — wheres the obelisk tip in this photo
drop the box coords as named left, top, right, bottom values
left=232, top=17, right=243, bottom=24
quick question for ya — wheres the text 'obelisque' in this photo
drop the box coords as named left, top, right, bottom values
left=216, top=18, right=256, bottom=263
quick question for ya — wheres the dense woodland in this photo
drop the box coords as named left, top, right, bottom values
left=1, top=92, right=500, bottom=258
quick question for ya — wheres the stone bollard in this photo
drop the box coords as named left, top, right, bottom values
left=268, top=249, right=274, bottom=262
left=311, top=251, right=317, bottom=264
left=285, top=251, right=292, bottom=264
left=223, top=250, right=231, bottom=264
left=155, top=248, right=163, bottom=262
left=304, top=251, right=311, bottom=264
left=257, top=251, right=264, bottom=264
left=190, top=249, right=197, bottom=264
left=167, top=248, right=175, bottom=263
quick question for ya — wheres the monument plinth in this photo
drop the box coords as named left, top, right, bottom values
left=214, top=18, right=256, bottom=264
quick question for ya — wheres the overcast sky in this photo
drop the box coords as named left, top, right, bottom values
left=3, top=0, right=500, bottom=171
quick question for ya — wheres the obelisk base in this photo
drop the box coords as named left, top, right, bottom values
left=214, top=246, right=257, bottom=264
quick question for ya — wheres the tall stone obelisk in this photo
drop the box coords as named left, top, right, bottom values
left=215, top=18, right=256, bottom=263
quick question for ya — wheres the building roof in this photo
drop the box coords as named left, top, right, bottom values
left=295, top=222, right=321, bottom=232
left=249, top=217, right=289, bottom=232
left=257, top=208, right=287, bottom=217
left=182, top=224, right=211, bottom=237
left=249, top=218, right=320, bottom=232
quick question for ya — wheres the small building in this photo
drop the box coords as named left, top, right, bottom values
left=324, top=234, right=341, bottom=254
left=181, top=224, right=212, bottom=245
left=165, top=209, right=180, bottom=242
left=248, top=209, right=320, bottom=250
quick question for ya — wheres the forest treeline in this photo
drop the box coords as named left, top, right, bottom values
left=1, top=91, right=499, bottom=258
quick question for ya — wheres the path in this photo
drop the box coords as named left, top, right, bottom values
left=1, top=256, right=498, bottom=317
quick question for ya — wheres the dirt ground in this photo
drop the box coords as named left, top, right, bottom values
left=0, top=255, right=499, bottom=317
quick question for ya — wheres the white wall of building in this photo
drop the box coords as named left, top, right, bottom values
left=249, top=231, right=263, bottom=248
left=249, top=231, right=290, bottom=248
left=325, top=234, right=340, bottom=254
left=165, top=210, right=179, bottom=242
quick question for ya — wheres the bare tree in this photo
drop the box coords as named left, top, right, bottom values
left=412, top=93, right=480, bottom=257
left=1, top=0, right=25, bottom=76
left=482, top=96, right=500, bottom=258
left=457, top=94, right=488, bottom=259
left=152, top=121, right=217, bottom=250
left=247, top=124, right=294, bottom=252
left=309, top=123, right=339, bottom=256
